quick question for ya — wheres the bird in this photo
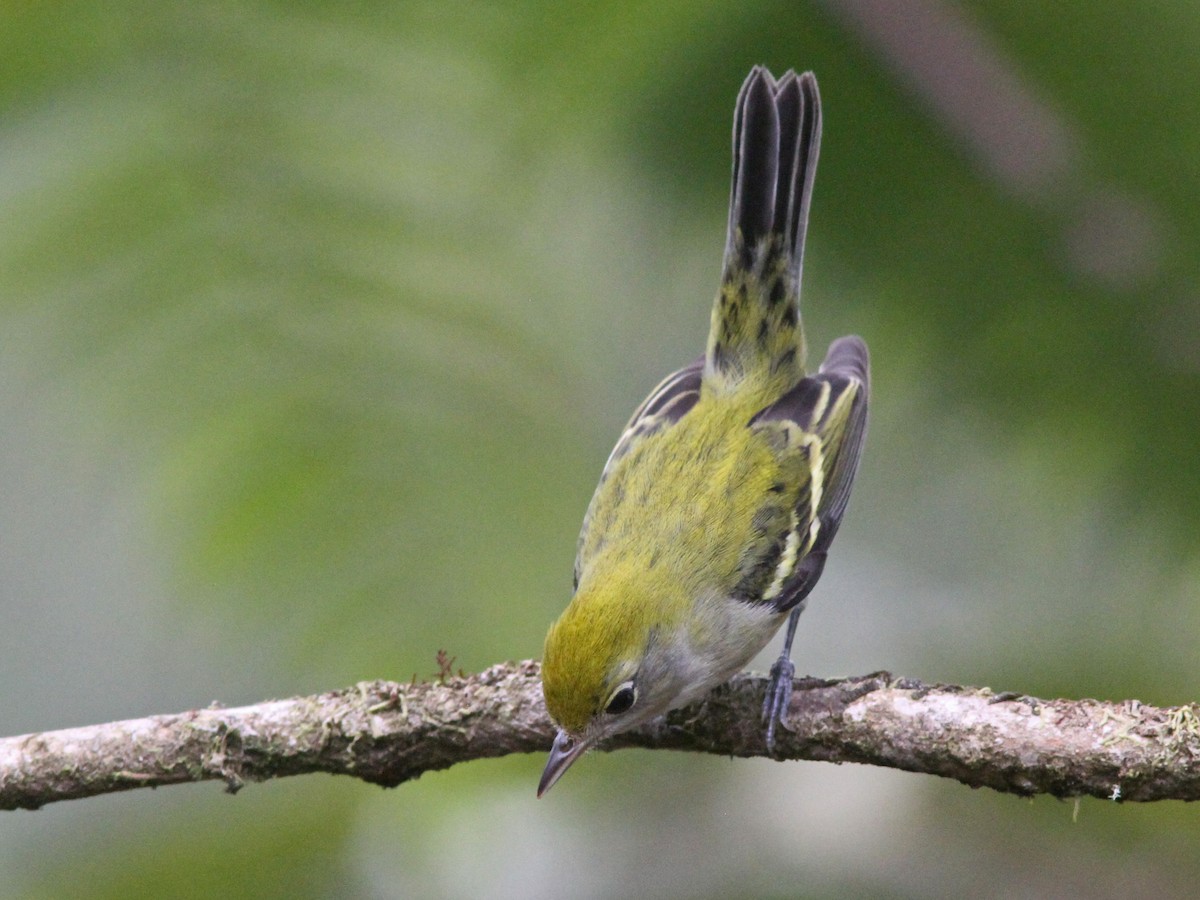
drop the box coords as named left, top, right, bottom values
left=538, top=66, right=869, bottom=796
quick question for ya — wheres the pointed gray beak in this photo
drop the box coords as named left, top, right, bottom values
left=537, top=729, right=589, bottom=797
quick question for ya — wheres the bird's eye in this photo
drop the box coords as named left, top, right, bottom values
left=604, top=683, right=637, bottom=715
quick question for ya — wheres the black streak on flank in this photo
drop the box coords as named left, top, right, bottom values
left=772, top=347, right=796, bottom=377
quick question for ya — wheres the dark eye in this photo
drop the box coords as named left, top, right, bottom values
left=605, top=683, right=637, bottom=715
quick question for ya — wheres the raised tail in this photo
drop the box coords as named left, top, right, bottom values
left=706, top=67, right=822, bottom=395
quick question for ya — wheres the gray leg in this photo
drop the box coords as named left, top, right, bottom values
left=762, top=606, right=803, bottom=752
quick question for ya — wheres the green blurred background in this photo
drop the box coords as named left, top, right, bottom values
left=2, top=1, right=1198, bottom=897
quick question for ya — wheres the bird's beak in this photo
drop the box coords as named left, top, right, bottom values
left=537, top=729, right=589, bottom=797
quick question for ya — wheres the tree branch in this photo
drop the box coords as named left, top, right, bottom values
left=2, top=661, right=1198, bottom=810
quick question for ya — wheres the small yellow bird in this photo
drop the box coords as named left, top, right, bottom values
left=539, top=66, right=869, bottom=795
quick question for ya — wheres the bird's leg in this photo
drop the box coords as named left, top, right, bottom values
left=762, top=607, right=803, bottom=752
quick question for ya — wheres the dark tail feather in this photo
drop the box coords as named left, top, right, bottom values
left=726, top=67, right=780, bottom=268
left=723, top=67, right=822, bottom=280
left=775, top=72, right=821, bottom=285
left=709, top=68, right=823, bottom=391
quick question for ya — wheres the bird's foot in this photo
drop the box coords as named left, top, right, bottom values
left=762, top=655, right=795, bottom=753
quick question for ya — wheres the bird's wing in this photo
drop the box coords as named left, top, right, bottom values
left=573, top=356, right=705, bottom=588
left=742, top=335, right=869, bottom=613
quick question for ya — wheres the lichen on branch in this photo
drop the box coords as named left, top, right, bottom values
left=2, top=661, right=1198, bottom=811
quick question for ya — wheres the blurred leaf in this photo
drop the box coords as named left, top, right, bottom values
left=3, top=2, right=1200, bottom=897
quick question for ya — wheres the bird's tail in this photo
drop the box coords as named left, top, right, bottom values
left=705, top=67, right=821, bottom=396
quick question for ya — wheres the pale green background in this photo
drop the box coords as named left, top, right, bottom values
left=1, top=2, right=1198, bottom=897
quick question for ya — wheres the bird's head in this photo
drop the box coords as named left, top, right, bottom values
left=538, top=573, right=687, bottom=796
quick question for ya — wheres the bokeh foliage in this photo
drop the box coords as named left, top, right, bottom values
left=1, top=2, right=1198, bottom=897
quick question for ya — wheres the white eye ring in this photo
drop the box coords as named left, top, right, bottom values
left=604, top=682, right=637, bottom=715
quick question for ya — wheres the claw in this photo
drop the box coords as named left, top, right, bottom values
left=762, top=655, right=795, bottom=753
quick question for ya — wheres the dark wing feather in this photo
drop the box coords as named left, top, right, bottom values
left=807, top=335, right=869, bottom=547
left=599, top=355, right=704, bottom=481
left=747, top=335, right=869, bottom=612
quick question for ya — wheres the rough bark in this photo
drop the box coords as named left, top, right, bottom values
left=2, top=661, right=1198, bottom=810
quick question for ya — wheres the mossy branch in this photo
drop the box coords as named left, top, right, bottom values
left=2, top=661, right=1198, bottom=810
